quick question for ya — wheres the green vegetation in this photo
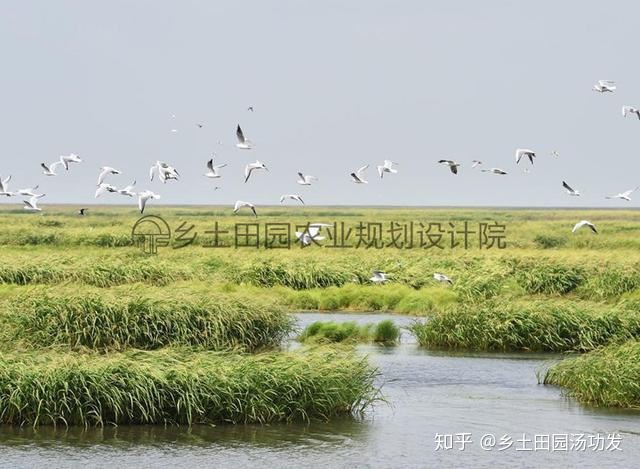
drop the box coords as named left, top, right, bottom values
left=3, top=295, right=292, bottom=352
left=410, top=301, right=640, bottom=352
left=542, top=340, right=640, bottom=408
left=299, top=319, right=400, bottom=344
left=0, top=348, right=379, bottom=426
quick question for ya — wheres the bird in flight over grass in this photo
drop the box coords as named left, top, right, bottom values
left=233, top=200, right=257, bottom=217
left=481, top=168, right=508, bottom=175
left=370, top=271, right=389, bottom=283
left=433, top=272, right=453, bottom=284
left=295, top=223, right=330, bottom=247
left=572, top=220, right=597, bottom=234
left=41, top=160, right=64, bottom=176
left=60, top=153, right=82, bottom=170
left=438, top=159, right=461, bottom=175
left=97, top=166, right=121, bottom=186
left=117, top=180, right=137, bottom=197
left=78, top=208, right=88, bottom=216
left=204, top=156, right=227, bottom=179
left=377, top=160, right=399, bottom=179
left=515, top=148, right=536, bottom=165
left=350, top=165, right=369, bottom=184
left=562, top=181, right=580, bottom=196
left=244, top=161, right=268, bottom=183
left=280, top=194, right=305, bottom=205
left=297, top=172, right=318, bottom=185
left=138, top=190, right=160, bottom=214
left=23, top=194, right=45, bottom=212
left=606, top=187, right=639, bottom=202
left=0, top=174, right=13, bottom=196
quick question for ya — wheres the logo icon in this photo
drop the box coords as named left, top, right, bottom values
left=131, top=215, right=171, bottom=254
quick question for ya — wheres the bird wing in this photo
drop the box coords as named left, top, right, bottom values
left=297, top=172, right=305, bottom=182
left=40, top=163, right=50, bottom=172
left=356, top=165, right=369, bottom=176
left=350, top=172, right=360, bottom=182
left=451, top=165, right=458, bottom=174
left=588, top=223, right=598, bottom=234
left=138, top=194, right=148, bottom=213
left=562, top=181, right=574, bottom=192
left=377, top=166, right=384, bottom=178
left=236, top=125, right=245, bottom=143
left=23, top=199, right=34, bottom=209
left=244, top=165, right=253, bottom=183
left=207, top=159, right=214, bottom=172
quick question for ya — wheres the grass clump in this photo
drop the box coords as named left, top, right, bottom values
left=5, top=295, right=293, bottom=352
left=515, top=262, right=584, bottom=295
left=299, top=320, right=400, bottom=344
left=542, top=340, right=640, bottom=408
left=0, top=348, right=380, bottom=426
left=410, top=301, right=640, bottom=352
left=533, top=234, right=567, bottom=249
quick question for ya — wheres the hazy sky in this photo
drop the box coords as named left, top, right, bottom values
left=1, top=0, right=639, bottom=207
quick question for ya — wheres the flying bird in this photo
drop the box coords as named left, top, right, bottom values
left=433, top=272, right=453, bottom=284
left=95, top=183, right=117, bottom=198
left=481, top=168, right=508, bottom=175
left=572, top=220, right=597, bottom=234
left=562, top=181, right=580, bottom=196
left=606, top=187, right=639, bottom=202
left=233, top=200, right=257, bottom=217
left=117, top=180, right=137, bottom=197
left=97, top=166, right=121, bottom=186
left=370, top=271, right=389, bottom=283
left=78, top=208, right=88, bottom=216
left=280, top=194, right=305, bottom=205
left=297, top=172, right=318, bottom=185
left=593, top=80, right=616, bottom=93
left=550, top=151, right=560, bottom=158
left=196, top=123, right=204, bottom=128
left=377, top=160, right=399, bottom=179
left=23, top=194, right=45, bottom=212
left=244, top=160, right=268, bottom=183
left=0, top=175, right=13, bottom=196
left=41, top=161, right=64, bottom=176
left=247, top=106, right=254, bottom=112
left=471, top=160, right=483, bottom=168
left=622, top=106, right=640, bottom=120
left=295, top=223, right=330, bottom=246
left=138, top=190, right=160, bottom=214
left=60, top=153, right=82, bottom=170
left=204, top=156, right=227, bottom=179
left=515, top=148, right=535, bottom=165
left=150, top=161, right=179, bottom=183
left=236, top=125, right=253, bottom=149
left=17, top=185, right=40, bottom=197
left=350, top=165, right=369, bottom=184
left=438, top=159, right=461, bottom=174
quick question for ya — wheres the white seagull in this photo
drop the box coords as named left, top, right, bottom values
left=377, top=160, right=399, bottom=179
left=606, top=187, right=639, bottom=202
left=150, top=161, right=179, bottom=183
left=515, top=148, right=536, bottom=165
left=562, top=181, right=580, bottom=196
left=370, top=271, right=389, bottom=283
left=471, top=160, right=483, bottom=168
left=204, top=156, right=227, bottom=179
left=17, top=185, right=40, bottom=197
left=97, top=166, right=121, bottom=186
left=60, top=153, right=82, bottom=170
left=117, top=180, right=137, bottom=197
left=280, top=194, right=305, bottom=205
left=0, top=175, right=13, bottom=196
left=138, top=190, right=161, bottom=214
left=23, top=194, right=45, bottom=212
left=350, top=165, right=369, bottom=184
left=438, top=159, right=461, bottom=175
left=244, top=160, right=268, bottom=183
left=95, top=183, right=118, bottom=198
left=233, top=200, right=257, bottom=217
left=550, top=151, right=560, bottom=158
left=433, top=272, right=453, bottom=284
left=236, top=125, right=253, bottom=149
left=41, top=160, right=64, bottom=176
left=481, top=168, right=508, bottom=175
left=295, top=223, right=330, bottom=246
left=593, top=80, right=616, bottom=93
left=572, top=220, right=597, bottom=234
left=297, top=172, right=318, bottom=185
left=622, top=106, right=640, bottom=120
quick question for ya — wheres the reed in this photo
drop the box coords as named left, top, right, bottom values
left=5, top=295, right=293, bottom=352
left=298, top=320, right=400, bottom=344
left=410, top=301, right=640, bottom=352
left=0, top=348, right=380, bottom=426
left=541, top=340, right=640, bottom=408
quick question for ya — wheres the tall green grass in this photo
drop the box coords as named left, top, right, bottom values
left=0, top=348, right=380, bottom=426
left=5, top=295, right=293, bottom=352
left=410, top=301, right=640, bottom=352
left=542, top=340, right=640, bottom=408
left=298, top=320, right=400, bottom=344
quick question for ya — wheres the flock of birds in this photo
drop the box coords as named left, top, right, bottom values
left=0, top=80, right=637, bottom=283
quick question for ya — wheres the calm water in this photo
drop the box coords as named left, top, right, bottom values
left=1, top=312, right=639, bottom=468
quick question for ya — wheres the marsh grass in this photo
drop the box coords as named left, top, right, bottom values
left=410, top=301, right=640, bottom=352
left=0, top=348, right=380, bottom=426
left=5, top=295, right=293, bottom=352
left=542, top=340, right=640, bottom=408
left=299, top=320, right=400, bottom=344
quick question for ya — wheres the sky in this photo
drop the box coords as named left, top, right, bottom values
left=0, top=0, right=639, bottom=207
